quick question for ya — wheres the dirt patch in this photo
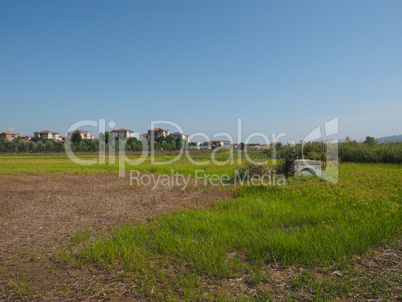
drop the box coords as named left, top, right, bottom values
left=0, top=173, right=231, bottom=255
left=0, top=173, right=233, bottom=300
left=209, top=243, right=402, bottom=301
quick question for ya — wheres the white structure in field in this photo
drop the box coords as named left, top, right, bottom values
left=294, top=159, right=322, bottom=177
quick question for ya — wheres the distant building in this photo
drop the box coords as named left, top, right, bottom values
left=147, top=128, right=170, bottom=141
left=67, top=129, right=95, bottom=140
left=246, top=143, right=261, bottom=149
left=111, top=129, right=135, bottom=138
left=34, top=130, right=60, bottom=141
left=21, top=135, right=33, bottom=141
left=0, top=131, right=20, bottom=141
left=170, top=132, right=189, bottom=142
left=202, top=140, right=231, bottom=148
left=139, top=133, right=149, bottom=140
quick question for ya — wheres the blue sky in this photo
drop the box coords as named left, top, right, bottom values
left=1, top=0, right=401, bottom=143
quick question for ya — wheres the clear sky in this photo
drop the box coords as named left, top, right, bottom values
left=1, top=0, right=401, bottom=143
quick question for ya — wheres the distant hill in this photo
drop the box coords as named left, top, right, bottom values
left=378, top=135, right=402, bottom=143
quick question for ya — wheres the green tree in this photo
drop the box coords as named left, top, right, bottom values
left=99, top=131, right=110, bottom=144
left=156, top=136, right=166, bottom=145
left=364, top=136, right=377, bottom=145
left=71, top=131, right=82, bottom=145
left=175, top=136, right=183, bottom=150
left=31, top=141, right=37, bottom=153
left=166, top=136, right=175, bottom=144
left=31, top=136, right=46, bottom=143
left=46, top=140, right=55, bottom=153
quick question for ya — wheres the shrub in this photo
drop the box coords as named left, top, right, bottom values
left=235, top=163, right=271, bottom=181
left=275, top=146, right=296, bottom=178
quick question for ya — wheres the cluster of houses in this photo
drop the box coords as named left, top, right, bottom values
left=0, top=128, right=277, bottom=149
left=0, top=128, right=191, bottom=143
left=139, top=128, right=190, bottom=142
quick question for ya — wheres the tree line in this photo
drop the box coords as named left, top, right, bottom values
left=0, top=131, right=195, bottom=154
left=261, top=137, right=401, bottom=164
left=1, top=133, right=401, bottom=164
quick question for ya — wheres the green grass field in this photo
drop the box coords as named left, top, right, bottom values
left=0, top=151, right=401, bottom=300
left=0, top=151, right=248, bottom=176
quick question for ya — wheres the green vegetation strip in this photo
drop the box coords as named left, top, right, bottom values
left=0, top=151, right=250, bottom=176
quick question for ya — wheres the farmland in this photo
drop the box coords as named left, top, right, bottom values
left=0, top=151, right=401, bottom=301
left=0, top=151, right=244, bottom=176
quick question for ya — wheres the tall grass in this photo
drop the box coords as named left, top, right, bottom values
left=339, top=143, right=402, bottom=164
left=263, top=142, right=402, bottom=164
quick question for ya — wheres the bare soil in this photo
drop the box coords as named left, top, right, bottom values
left=0, top=174, right=230, bottom=255
left=0, top=173, right=232, bottom=300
